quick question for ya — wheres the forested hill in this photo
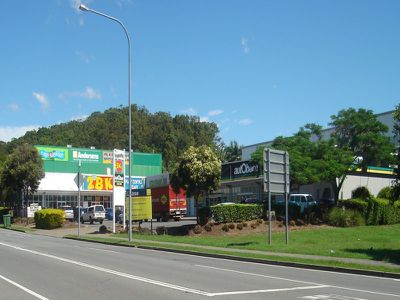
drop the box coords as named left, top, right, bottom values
left=5, top=105, right=220, bottom=170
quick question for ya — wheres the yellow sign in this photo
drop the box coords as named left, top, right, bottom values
left=126, top=191, right=152, bottom=220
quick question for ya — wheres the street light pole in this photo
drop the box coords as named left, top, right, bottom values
left=79, top=4, right=133, bottom=241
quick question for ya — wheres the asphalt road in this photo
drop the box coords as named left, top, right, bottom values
left=0, top=229, right=399, bottom=300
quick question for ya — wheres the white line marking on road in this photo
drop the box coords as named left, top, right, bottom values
left=196, top=265, right=400, bottom=298
left=73, top=245, right=119, bottom=254
left=0, top=241, right=209, bottom=296
left=328, top=285, right=400, bottom=298
left=196, top=264, right=326, bottom=286
left=0, top=274, right=49, bottom=300
left=208, top=285, right=330, bottom=297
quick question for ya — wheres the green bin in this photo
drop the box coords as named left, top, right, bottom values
left=3, top=214, right=11, bottom=228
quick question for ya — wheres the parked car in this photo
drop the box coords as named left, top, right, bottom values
left=61, top=205, right=74, bottom=221
left=81, top=205, right=105, bottom=224
left=288, top=194, right=317, bottom=213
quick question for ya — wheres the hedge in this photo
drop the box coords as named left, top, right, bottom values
left=338, top=199, right=369, bottom=216
left=34, top=209, right=64, bottom=229
left=210, top=204, right=263, bottom=223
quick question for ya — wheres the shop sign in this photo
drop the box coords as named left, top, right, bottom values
left=125, top=176, right=146, bottom=190
left=36, top=146, right=68, bottom=161
left=103, top=151, right=113, bottom=164
left=82, top=175, right=114, bottom=191
left=221, top=160, right=261, bottom=181
left=113, top=149, right=125, bottom=187
left=126, top=189, right=152, bottom=220
left=71, top=149, right=101, bottom=163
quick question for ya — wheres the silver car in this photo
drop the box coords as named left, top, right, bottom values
left=61, top=205, right=74, bottom=221
left=81, top=205, right=105, bottom=224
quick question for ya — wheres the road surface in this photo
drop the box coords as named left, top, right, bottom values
left=0, top=229, right=399, bottom=300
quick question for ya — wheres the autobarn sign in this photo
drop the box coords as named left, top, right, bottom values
left=221, top=160, right=261, bottom=181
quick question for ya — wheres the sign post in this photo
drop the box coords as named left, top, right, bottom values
left=263, top=148, right=290, bottom=245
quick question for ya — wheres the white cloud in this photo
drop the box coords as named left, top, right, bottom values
left=238, top=118, right=253, bottom=126
left=33, top=92, right=49, bottom=110
left=208, top=109, right=224, bottom=117
left=241, top=37, right=250, bottom=54
left=180, top=108, right=197, bottom=115
left=82, top=86, right=101, bottom=99
left=75, top=50, right=93, bottom=63
left=200, top=116, right=209, bottom=122
left=79, top=18, right=85, bottom=27
left=8, top=103, right=19, bottom=111
left=0, top=125, right=40, bottom=142
left=70, top=0, right=83, bottom=12
left=59, top=86, right=101, bottom=100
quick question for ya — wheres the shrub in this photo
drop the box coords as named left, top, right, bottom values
left=351, top=186, right=372, bottom=200
left=193, top=225, right=202, bottom=234
left=250, top=222, right=258, bottom=229
left=257, top=218, right=263, bottom=224
left=377, top=186, right=395, bottom=200
left=34, top=209, right=64, bottom=229
left=236, top=223, right=243, bottom=230
left=242, top=222, right=248, bottom=227
left=366, top=198, right=400, bottom=225
left=211, top=204, right=263, bottom=223
left=198, top=206, right=212, bottom=225
left=339, top=199, right=369, bottom=216
left=228, top=223, right=235, bottom=229
left=155, top=226, right=166, bottom=235
left=99, top=225, right=108, bottom=233
left=204, top=223, right=212, bottom=232
left=289, top=220, right=296, bottom=226
left=328, top=207, right=365, bottom=227
left=222, top=224, right=229, bottom=232
left=296, top=219, right=305, bottom=226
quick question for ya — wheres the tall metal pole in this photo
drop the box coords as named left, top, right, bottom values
left=79, top=4, right=133, bottom=241
left=78, top=160, right=81, bottom=237
left=284, top=152, right=289, bottom=244
left=267, top=149, right=272, bottom=245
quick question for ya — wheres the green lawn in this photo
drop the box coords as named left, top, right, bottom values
left=114, top=224, right=400, bottom=264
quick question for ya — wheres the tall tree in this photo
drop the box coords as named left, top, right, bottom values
left=223, top=141, right=242, bottom=162
left=330, top=108, right=394, bottom=170
left=392, top=105, right=400, bottom=199
left=251, top=124, right=354, bottom=202
left=0, top=143, right=44, bottom=209
left=171, top=146, right=221, bottom=223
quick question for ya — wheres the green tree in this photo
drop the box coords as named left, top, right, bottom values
left=330, top=108, right=394, bottom=170
left=251, top=124, right=353, bottom=202
left=171, top=145, right=221, bottom=223
left=0, top=143, right=44, bottom=209
left=222, top=141, right=242, bottom=162
left=392, top=105, right=400, bottom=199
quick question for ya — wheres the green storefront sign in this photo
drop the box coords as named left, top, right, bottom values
left=70, top=149, right=102, bottom=163
left=36, top=146, right=69, bottom=161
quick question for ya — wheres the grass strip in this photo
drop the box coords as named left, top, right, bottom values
left=66, top=235, right=400, bottom=275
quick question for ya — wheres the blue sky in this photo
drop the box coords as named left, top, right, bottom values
left=1, top=1, right=400, bottom=146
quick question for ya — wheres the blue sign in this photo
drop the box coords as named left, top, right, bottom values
left=125, top=176, right=146, bottom=190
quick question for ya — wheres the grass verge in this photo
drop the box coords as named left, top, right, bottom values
left=66, top=234, right=400, bottom=275
left=112, top=224, right=400, bottom=265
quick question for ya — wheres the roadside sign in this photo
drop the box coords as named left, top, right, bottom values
left=263, top=148, right=290, bottom=245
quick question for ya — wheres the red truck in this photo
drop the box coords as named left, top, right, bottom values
left=151, top=185, right=187, bottom=221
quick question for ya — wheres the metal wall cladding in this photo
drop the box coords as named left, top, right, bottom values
left=41, top=147, right=162, bottom=177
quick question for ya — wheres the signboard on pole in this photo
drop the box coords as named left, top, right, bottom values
left=264, top=148, right=290, bottom=245
left=125, top=188, right=152, bottom=221
left=113, top=149, right=125, bottom=187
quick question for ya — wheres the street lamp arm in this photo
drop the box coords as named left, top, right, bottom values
left=79, top=5, right=131, bottom=47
